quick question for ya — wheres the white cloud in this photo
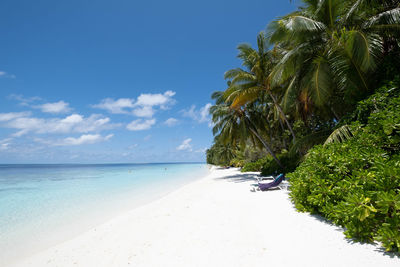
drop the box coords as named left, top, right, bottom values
left=0, top=143, right=9, bottom=151
left=62, top=134, right=113, bottom=146
left=126, top=119, right=156, bottom=131
left=0, top=112, right=31, bottom=122
left=199, top=103, right=212, bottom=122
left=164, top=117, right=178, bottom=126
left=182, top=105, right=196, bottom=120
left=9, top=95, right=71, bottom=114
left=1, top=113, right=117, bottom=136
left=93, top=91, right=176, bottom=118
left=134, top=90, right=176, bottom=108
left=36, top=134, right=114, bottom=146
left=12, top=130, right=28, bottom=137
left=176, top=138, right=192, bottom=151
left=8, top=94, right=42, bottom=107
left=35, top=101, right=72, bottom=114
left=0, top=138, right=12, bottom=151
left=92, top=98, right=134, bottom=114
left=132, top=91, right=176, bottom=117
left=0, top=71, right=16, bottom=79
left=182, top=103, right=211, bottom=124
left=132, top=106, right=155, bottom=117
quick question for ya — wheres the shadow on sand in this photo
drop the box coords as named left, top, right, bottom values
left=214, top=173, right=258, bottom=183
left=309, top=212, right=400, bottom=258
left=217, top=168, right=400, bottom=258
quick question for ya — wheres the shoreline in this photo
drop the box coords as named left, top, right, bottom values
left=10, top=167, right=400, bottom=267
left=1, top=164, right=210, bottom=266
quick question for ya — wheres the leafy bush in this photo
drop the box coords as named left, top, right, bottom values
left=241, top=156, right=272, bottom=172
left=241, top=153, right=300, bottom=173
left=230, top=157, right=246, bottom=168
left=260, top=152, right=300, bottom=176
left=345, top=77, right=400, bottom=125
left=259, top=156, right=280, bottom=175
left=288, top=84, right=400, bottom=252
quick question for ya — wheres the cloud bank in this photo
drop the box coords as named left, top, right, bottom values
left=0, top=112, right=116, bottom=137
left=93, top=90, right=176, bottom=119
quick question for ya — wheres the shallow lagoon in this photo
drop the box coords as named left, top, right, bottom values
left=0, top=163, right=209, bottom=263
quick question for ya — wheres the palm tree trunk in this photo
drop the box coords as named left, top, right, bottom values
left=266, top=90, right=296, bottom=142
left=248, top=125, right=283, bottom=169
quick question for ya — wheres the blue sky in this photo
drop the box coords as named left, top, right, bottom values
left=0, top=0, right=295, bottom=163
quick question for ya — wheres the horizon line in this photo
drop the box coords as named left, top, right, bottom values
left=0, top=161, right=207, bottom=166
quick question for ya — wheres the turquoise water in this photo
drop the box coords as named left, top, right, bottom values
left=0, top=163, right=209, bottom=264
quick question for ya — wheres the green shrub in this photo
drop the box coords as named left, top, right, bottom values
left=230, top=158, right=246, bottom=168
left=241, top=156, right=271, bottom=172
left=288, top=85, right=400, bottom=253
left=260, top=152, right=300, bottom=176
left=241, top=153, right=300, bottom=173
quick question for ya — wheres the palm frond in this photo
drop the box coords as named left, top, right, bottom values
left=230, top=87, right=260, bottom=108
left=344, top=0, right=363, bottom=22
left=211, top=91, right=226, bottom=105
left=344, top=30, right=382, bottom=72
left=289, top=129, right=331, bottom=156
left=364, top=7, right=400, bottom=28
left=324, top=125, right=353, bottom=145
left=282, top=76, right=298, bottom=112
left=269, top=13, right=326, bottom=44
left=310, top=56, right=333, bottom=106
left=270, top=43, right=308, bottom=85
left=231, top=72, right=257, bottom=85
left=224, top=68, right=245, bottom=80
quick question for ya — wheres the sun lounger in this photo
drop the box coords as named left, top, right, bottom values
left=258, top=173, right=285, bottom=191
left=256, top=175, right=274, bottom=183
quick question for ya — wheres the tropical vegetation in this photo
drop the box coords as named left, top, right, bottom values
left=289, top=81, right=400, bottom=252
left=206, top=0, right=400, bottom=253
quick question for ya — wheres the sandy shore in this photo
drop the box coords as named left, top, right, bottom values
left=11, top=167, right=400, bottom=267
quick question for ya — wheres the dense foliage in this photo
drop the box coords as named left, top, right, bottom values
left=289, top=83, right=400, bottom=252
left=241, top=156, right=271, bottom=172
left=240, top=151, right=300, bottom=174
left=207, top=0, right=400, bottom=172
left=206, top=0, right=399, bottom=254
left=261, top=152, right=300, bottom=176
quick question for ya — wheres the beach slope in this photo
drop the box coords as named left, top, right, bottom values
left=12, top=167, right=400, bottom=267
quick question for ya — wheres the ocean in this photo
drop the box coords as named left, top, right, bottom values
left=0, top=163, right=209, bottom=264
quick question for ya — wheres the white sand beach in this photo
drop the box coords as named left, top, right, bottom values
left=11, top=167, right=400, bottom=267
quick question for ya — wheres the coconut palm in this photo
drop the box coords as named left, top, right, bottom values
left=210, top=91, right=283, bottom=168
left=268, top=0, right=399, bottom=119
left=206, top=141, right=236, bottom=167
left=223, top=32, right=297, bottom=142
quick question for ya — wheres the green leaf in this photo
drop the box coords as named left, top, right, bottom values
left=358, top=207, right=370, bottom=221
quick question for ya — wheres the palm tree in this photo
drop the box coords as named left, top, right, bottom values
left=206, top=141, right=236, bottom=166
left=210, top=92, right=283, bottom=168
left=223, top=32, right=297, bottom=142
left=268, top=0, right=399, bottom=119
